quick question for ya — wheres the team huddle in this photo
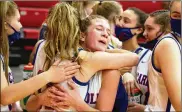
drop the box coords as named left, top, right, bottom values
left=0, top=0, right=181, bottom=112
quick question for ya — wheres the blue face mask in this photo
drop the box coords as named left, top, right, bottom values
left=115, top=26, right=139, bottom=42
left=146, top=32, right=163, bottom=49
left=170, top=18, right=181, bottom=37
left=7, top=23, right=21, bottom=45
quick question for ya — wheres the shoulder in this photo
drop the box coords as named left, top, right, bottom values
left=154, top=36, right=181, bottom=61
left=156, top=37, right=180, bottom=52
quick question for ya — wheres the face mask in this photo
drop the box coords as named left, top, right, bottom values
left=7, top=23, right=21, bottom=45
left=146, top=32, right=163, bottom=49
left=115, top=26, right=139, bottom=42
left=170, top=18, right=181, bottom=37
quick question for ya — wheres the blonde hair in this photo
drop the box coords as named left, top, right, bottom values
left=80, top=15, right=108, bottom=33
left=92, top=1, right=122, bottom=23
left=0, top=1, right=18, bottom=80
left=70, top=1, right=97, bottom=19
left=43, top=2, right=80, bottom=71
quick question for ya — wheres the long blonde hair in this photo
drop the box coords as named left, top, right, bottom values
left=0, top=1, right=18, bottom=80
left=43, top=2, right=80, bottom=71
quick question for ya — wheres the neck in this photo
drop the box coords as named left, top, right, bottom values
left=122, top=36, right=140, bottom=52
left=110, top=22, right=115, bottom=35
left=177, top=36, right=182, bottom=44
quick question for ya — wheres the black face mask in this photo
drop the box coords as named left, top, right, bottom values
left=146, top=32, right=163, bottom=50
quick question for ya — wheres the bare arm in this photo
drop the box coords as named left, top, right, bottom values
left=1, top=60, right=79, bottom=106
left=26, top=95, right=42, bottom=111
left=53, top=69, right=120, bottom=111
left=156, top=38, right=181, bottom=111
left=1, top=69, right=49, bottom=106
left=79, top=50, right=139, bottom=71
left=26, top=86, right=63, bottom=111
left=105, top=48, right=131, bottom=53
left=96, top=70, right=120, bottom=111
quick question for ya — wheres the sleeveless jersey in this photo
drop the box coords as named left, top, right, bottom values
left=86, top=44, right=128, bottom=112
left=33, top=41, right=89, bottom=111
left=131, top=47, right=152, bottom=104
left=0, top=55, right=14, bottom=111
left=148, top=33, right=181, bottom=111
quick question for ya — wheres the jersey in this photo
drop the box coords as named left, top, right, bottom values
left=86, top=44, right=128, bottom=112
left=147, top=33, right=181, bottom=111
left=0, top=55, right=14, bottom=111
left=33, top=41, right=89, bottom=111
left=84, top=72, right=102, bottom=108
left=131, top=47, right=152, bottom=104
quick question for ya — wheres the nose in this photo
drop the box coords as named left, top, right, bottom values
left=143, top=30, right=147, bottom=37
left=118, top=20, right=124, bottom=27
left=102, top=29, right=109, bottom=38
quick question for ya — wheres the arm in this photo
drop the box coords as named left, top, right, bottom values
left=1, top=66, right=49, bottom=105
left=26, top=94, right=42, bottom=111
left=156, top=38, right=181, bottom=111
left=105, top=48, right=131, bottom=53
left=96, top=69, right=120, bottom=111
left=26, top=86, right=64, bottom=111
left=53, top=70, right=120, bottom=111
left=79, top=50, right=139, bottom=71
left=1, top=60, right=79, bottom=106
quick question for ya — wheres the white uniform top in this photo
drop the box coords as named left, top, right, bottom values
left=85, top=43, right=116, bottom=108
left=0, top=55, right=14, bottom=111
left=33, top=41, right=89, bottom=111
left=131, top=47, right=152, bottom=104
left=84, top=72, right=102, bottom=108
left=147, top=33, right=180, bottom=111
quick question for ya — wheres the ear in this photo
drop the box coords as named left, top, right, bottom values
left=80, top=32, right=86, bottom=42
left=135, top=27, right=143, bottom=35
left=4, top=22, right=8, bottom=30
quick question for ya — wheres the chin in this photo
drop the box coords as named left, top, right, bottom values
left=97, top=47, right=106, bottom=51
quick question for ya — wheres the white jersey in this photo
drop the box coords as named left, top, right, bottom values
left=0, top=55, right=14, bottom=111
left=33, top=41, right=89, bottom=111
left=84, top=72, right=102, bottom=108
left=131, top=47, right=152, bottom=104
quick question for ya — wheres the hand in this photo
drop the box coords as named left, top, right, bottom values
left=127, top=102, right=145, bottom=112
left=52, top=81, right=83, bottom=110
left=122, top=72, right=140, bottom=96
left=119, top=67, right=132, bottom=75
left=38, top=86, right=64, bottom=110
left=45, top=59, right=80, bottom=83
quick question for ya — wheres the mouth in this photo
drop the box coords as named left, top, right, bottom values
left=99, top=40, right=107, bottom=45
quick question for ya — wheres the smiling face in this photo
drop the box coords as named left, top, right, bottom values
left=144, top=16, right=162, bottom=42
left=83, top=18, right=111, bottom=52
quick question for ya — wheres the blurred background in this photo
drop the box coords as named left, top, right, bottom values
left=11, top=1, right=170, bottom=83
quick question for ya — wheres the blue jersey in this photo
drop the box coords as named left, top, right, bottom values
left=113, top=79, right=128, bottom=112
left=108, top=44, right=128, bottom=112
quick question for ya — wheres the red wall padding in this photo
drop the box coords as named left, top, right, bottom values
left=119, top=1, right=163, bottom=13
left=19, top=7, right=48, bottom=27
left=15, top=1, right=58, bottom=8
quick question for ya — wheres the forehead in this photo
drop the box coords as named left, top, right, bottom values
left=90, top=18, right=110, bottom=29
left=7, top=9, right=20, bottom=21
left=122, top=10, right=138, bottom=21
left=171, top=1, right=181, bottom=13
left=145, top=16, right=159, bottom=27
